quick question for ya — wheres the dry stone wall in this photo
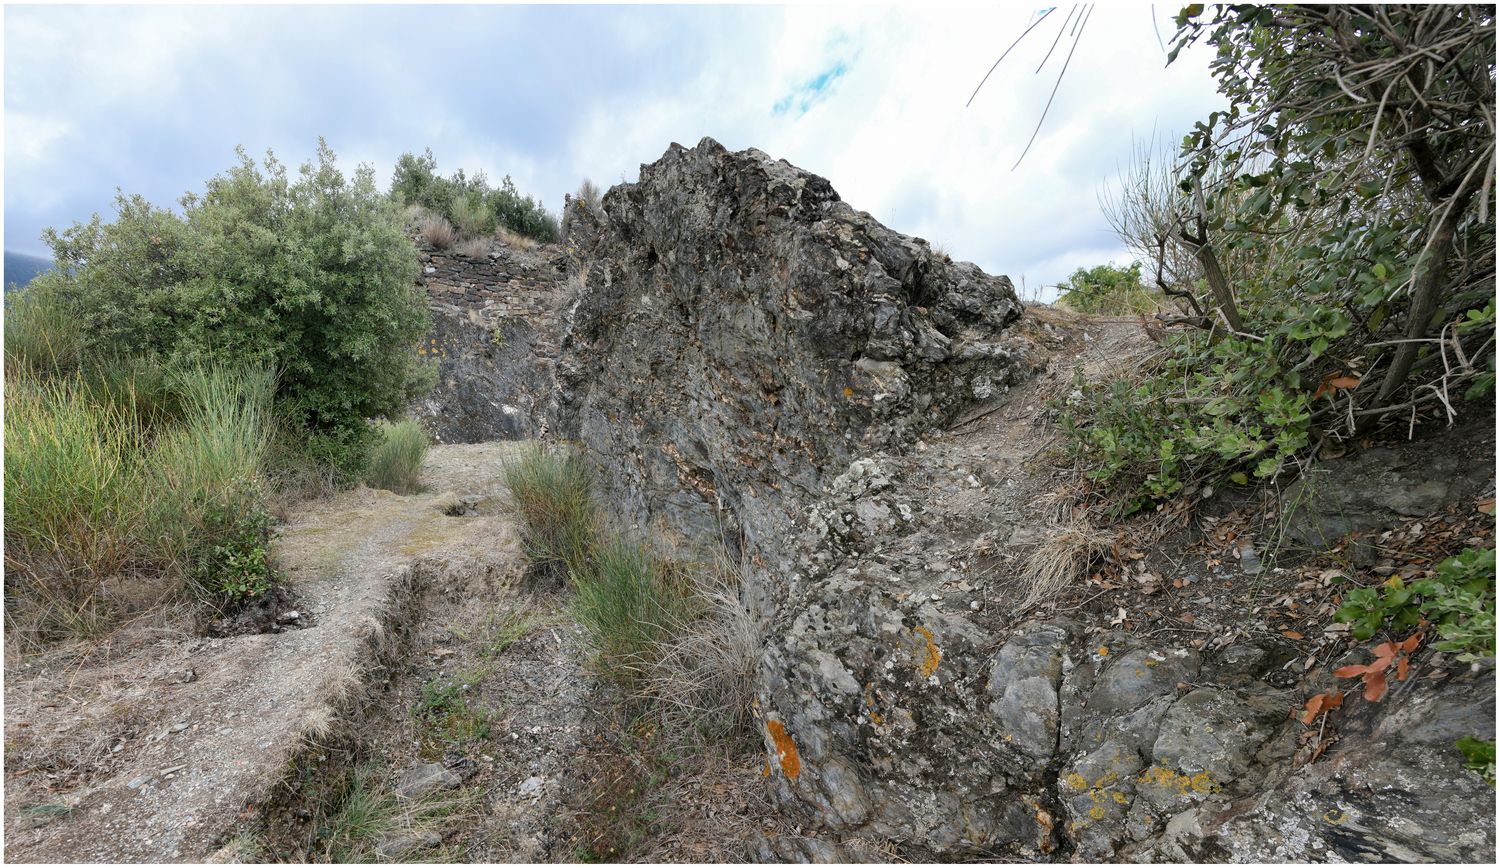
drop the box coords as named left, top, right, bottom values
left=408, top=239, right=569, bottom=442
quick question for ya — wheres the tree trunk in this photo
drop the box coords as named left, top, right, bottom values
left=1373, top=186, right=1476, bottom=406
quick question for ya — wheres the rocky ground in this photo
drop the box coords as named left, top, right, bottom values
left=552, top=138, right=1497, bottom=862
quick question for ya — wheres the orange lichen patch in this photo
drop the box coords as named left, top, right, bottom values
left=1023, top=795, right=1056, bottom=854
left=761, top=761, right=772, bottom=778
left=766, top=720, right=801, bottom=779
left=1064, top=772, right=1088, bottom=791
left=863, top=683, right=885, bottom=724
left=843, top=386, right=855, bottom=398
left=1097, top=645, right=1110, bottom=657
left=912, top=625, right=942, bottom=679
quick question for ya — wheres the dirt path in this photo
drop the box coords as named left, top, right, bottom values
left=3, top=443, right=542, bottom=862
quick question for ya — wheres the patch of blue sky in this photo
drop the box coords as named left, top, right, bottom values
left=773, top=60, right=851, bottom=117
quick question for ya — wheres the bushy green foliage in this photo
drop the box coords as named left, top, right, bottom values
left=502, top=445, right=598, bottom=580
left=1066, top=7, right=1494, bottom=512
left=391, top=148, right=558, bottom=242
left=364, top=418, right=429, bottom=494
left=1457, top=736, right=1496, bottom=786
left=27, top=141, right=429, bottom=477
left=1056, top=262, right=1163, bottom=315
left=1061, top=329, right=1312, bottom=511
left=1336, top=548, right=1497, bottom=661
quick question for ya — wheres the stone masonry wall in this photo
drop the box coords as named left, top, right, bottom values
left=408, top=237, right=569, bottom=443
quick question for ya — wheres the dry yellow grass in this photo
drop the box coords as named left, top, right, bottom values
left=1018, top=518, right=1111, bottom=607
left=495, top=226, right=539, bottom=251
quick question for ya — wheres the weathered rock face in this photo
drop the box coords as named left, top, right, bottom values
left=551, top=138, right=1496, bottom=861
left=409, top=242, right=567, bottom=442
left=555, top=138, right=1023, bottom=551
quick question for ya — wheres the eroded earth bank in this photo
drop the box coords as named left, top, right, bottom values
left=5, top=139, right=1494, bottom=863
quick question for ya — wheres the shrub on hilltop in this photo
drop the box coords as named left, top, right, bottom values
left=391, top=148, right=558, bottom=243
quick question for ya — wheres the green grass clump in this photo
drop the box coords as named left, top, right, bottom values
left=4, top=373, right=150, bottom=635
left=365, top=419, right=429, bottom=494
left=3, top=278, right=85, bottom=376
left=3, top=361, right=279, bottom=640
left=415, top=669, right=493, bottom=750
left=313, top=766, right=475, bottom=863
left=572, top=538, right=703, bottom=687
left=502, top=445, right=597, bottom=581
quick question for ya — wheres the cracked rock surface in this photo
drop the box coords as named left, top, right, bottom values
left=552, top=138, right=1496, bottom=861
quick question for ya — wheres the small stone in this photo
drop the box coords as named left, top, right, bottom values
left=161, top=765, right=185, bottom=776
left=969, top=600, right=981, bottom=611
left=396, top=763, right=460, bottom=800
left=278, top=610, right=300, bottom=623
left=170, top=722, right=189, bottom=733
left=127, top=776, right=149, bottom=790
left=517, top=775, right=544, bottom=797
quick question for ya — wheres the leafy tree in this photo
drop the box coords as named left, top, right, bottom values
left=31, top=140, right=430, bottom=473
left=1067, top=5, right=1495, bottom=507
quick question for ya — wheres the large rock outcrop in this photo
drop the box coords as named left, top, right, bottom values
left=551, top=138, right=1495, bottom=861
left=556, top=137, right=1025, bottom=554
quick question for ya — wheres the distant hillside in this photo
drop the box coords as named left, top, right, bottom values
left=5, top=251, right=54, bottom=291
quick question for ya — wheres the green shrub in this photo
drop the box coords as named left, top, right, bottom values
left=1060, top=330, right=1312, bottom=512
left=1068, top=8, right=1494, bottom=515
left=1056, top=262, right=1165, bottom=315
left=502, top=445, right=598, bottom=580
left=365, top=419, right=428, bottom=494
left=1336, top=548, right=1496, bottom=660
left=1457, top=736, right=1496, bottom=786
left=30, top=140, right=429, bottom=477
left=390, top=150, right=558, bottom=243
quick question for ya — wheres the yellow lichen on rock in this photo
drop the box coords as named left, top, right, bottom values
left=912, top=625, right=941, bottom=679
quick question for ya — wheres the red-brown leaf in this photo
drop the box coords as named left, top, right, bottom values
left=1397, top=633, right=1421, bottom=653
left=1396, top=655, right=1410, bottom=682
left=1328, top=375, right=1361, bottom=390
left=1334, top=664, right=1369, bottom=678
left=1363, top=670, right=1388, bottom=702
left=1282, top=630, right=1305, bottom=639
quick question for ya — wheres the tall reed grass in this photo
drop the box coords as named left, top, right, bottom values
left=3, top=362, right=278, bottom=640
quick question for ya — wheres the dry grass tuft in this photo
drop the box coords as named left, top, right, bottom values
left=1018, top=518, right=1111, bottom=607
left=494, top=225, right=540, bottom=251
left=451, top=236, right=491, bottom=259
left=646, top=547, right=764, bottom=747
left=415, top=211, right=457, bottom=249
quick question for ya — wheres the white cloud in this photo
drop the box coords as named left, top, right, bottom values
left=6, top=3, right=1228, bottom=295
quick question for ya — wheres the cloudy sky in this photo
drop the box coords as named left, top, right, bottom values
left=4, top=2, right=1225, bottom=300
